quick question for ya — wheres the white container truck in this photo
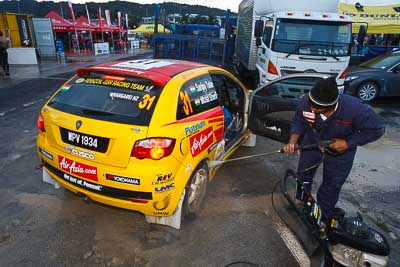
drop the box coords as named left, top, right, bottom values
left=235, top=0, right=353, bottom=91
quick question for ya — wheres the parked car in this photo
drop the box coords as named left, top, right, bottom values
left=36, top=59, right=328, bottom=223
left=344, top=52, right=400, bottom=102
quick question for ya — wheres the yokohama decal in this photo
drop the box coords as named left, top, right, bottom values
left=189, top=126, right=213, bottom=157
left=58, top=155, right=98, bottom=181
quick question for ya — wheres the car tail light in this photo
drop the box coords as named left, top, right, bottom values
left=132, top=138, right=176, bottom=160
left=268, top=61, right=279, bottom=75
left=37, top=113, right=45, bottom=132
left=339, top=67, right=349, bottom=79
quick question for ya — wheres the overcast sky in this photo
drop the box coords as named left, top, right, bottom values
left=58, top=0, right=242, bottom=12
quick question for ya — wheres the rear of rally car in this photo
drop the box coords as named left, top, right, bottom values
left=36, top=71, right=183, bottom=216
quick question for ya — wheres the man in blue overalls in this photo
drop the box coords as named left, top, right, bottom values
left=283, top=77, right=385, bottom=226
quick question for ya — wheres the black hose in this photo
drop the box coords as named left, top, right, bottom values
left=271, top=178, right=310, bottom=251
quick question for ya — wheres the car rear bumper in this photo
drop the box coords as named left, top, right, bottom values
left=37, top=136, right=188, bottom=216
left=43, top=163, right=155, bottom=213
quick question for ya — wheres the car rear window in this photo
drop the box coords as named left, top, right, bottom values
left=48, top=75, right=162, bottom=125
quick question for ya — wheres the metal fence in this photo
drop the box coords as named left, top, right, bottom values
left=152, top=34, right=227, bottom=66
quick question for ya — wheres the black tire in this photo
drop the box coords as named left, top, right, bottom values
left=182, top=163, right=209, bottom=220
left=356, top=81, right=379, bottom=102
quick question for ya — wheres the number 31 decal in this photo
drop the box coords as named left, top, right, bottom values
left=138, top=94, right=156, bottom=110
left=180, top=91, right=193, bottom=116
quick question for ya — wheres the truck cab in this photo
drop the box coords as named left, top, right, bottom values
left=254, top=11, right=352, bottom=92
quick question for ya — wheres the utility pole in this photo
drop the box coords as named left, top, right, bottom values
left=60, top=3, right=64, bottom=18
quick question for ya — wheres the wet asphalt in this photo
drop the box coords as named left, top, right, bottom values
left=1, top=56, right=399, bottom=266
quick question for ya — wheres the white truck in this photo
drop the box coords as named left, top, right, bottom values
left=235, top=0, right=353, bottom=92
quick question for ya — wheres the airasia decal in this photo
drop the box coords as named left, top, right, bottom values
left=58, top=155, right=98, bottom=181
left=189, top=126, right=213, bottom=157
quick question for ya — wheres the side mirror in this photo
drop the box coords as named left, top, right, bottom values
left=254, top=20, right=264, bottom=38
left=256, top=37, right=261, bottom=47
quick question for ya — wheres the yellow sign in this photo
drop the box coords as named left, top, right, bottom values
left=131, top=24, right=170, bottom=33
left=339, top=3, right=400, bottom=34
left=79, top=78, right=148, bottom=91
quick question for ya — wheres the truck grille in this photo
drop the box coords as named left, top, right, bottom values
left=280, top=69, right=339, bottom=78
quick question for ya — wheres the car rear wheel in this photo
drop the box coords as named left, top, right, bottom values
left=357, top=82, right=379, bottom=102
left=183, top=163, right=209, bottom=220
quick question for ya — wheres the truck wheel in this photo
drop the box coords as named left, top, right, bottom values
left=357, top=82, right=379, bottom=102
left=183, top=163, right=209, bottom=220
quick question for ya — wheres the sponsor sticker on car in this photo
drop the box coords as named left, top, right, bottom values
left=106, top=174, right=140, bottom=185
left=189, top=126, right=213, bottom=157
left=155, top=183, right=175, bottom=193
left=58, top=155, right=98, bottom=181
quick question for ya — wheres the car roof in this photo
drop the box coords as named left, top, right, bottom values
left=82, top=59, right=209, bottom=87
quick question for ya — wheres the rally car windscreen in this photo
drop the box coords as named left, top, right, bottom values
left=48, top=76, right=162, bottom=125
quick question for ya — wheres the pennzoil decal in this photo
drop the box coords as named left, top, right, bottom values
left=189, top=126, right=213, bottom=157
left=78, top=78, right=154, bottom=91
left=185, top=121, right=206, bottom=136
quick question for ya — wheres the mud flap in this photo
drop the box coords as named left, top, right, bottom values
left=241, top=133, right=256, bottom=147
left=42, top=168, right=61, bottom=189
left=145, top=190, right=185, bottom=230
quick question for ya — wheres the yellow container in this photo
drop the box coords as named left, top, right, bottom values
left=0, top=12, right=34, bottom=48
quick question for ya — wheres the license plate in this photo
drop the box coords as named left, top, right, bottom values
left=60, top=128, right=109, bottom=152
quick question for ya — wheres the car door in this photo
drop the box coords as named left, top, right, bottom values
left=248, top=74, right=329, bottom=143
left=209, top=73, right=247, bottom=148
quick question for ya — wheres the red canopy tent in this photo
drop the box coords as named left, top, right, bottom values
left=110, top=24, right=121, bottom=33
left=45, top=11, right=74, bottom=32
left=97, top=18, right=111, bottom=32
left=75, top=16, right=98, bottom=32
left=97, top=18, right=122, bottom=32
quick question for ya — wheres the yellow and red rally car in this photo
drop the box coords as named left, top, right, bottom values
left=37, top=59, right=252, bottom=221
left=36, top=59, right=326, bottom=226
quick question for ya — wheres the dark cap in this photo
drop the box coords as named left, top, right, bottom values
left=308, top=76, right=339, bottom=106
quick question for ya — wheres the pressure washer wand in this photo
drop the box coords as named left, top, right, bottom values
left=210, top=149, right=284, bottom=167
left=209, top=140, right=334, bottom=168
